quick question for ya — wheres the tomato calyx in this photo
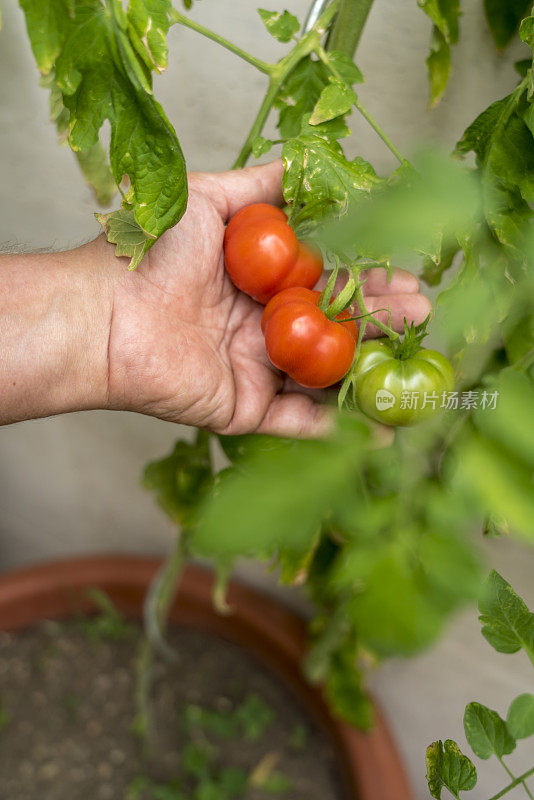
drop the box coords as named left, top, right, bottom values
left=392, top=315, right=432, bottom=360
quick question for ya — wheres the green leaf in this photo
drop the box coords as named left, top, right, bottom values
left=275, top=52, right=362, bottom=140
left=235, top=694, right=274, bottom=741
left=252, top=136, right=274, bottom=158
left=182, top=741, right=214, bottom=778
left=309, top=77, right=357, bottom=125
left=19, top=0, right=70, bottom=74
left=193, top=418, right=370, bottom=559
left=421, top=237, right=459, bottom=285
left=455, top=86, right=534, bottom=256
left=324, top=647, right=374, bottom=730
left=419, top=0, right=460, bottom=43
left=456, top=434, right=534, bottom=541
left=484, top=0, right=532, bottom=50
left=143, top=434, right=213, bottom=527
left=463, top=702, right=516, bottom=760
left=218, top=767, right=248, bottom=796
left=257, top=771, right=293, bottom=794
left=283, top=134, right=382, bottom=207
left=507, top=694, right=534, bottom=739
left=479, top=570, right=534, bottom=661
left=75, top=142, right=116, bottom=206
left=128, top=0, right=173, bottom=72
left=346, top=552, right=446, bottom=657
left=472, top=370, right=534, bottom=471
left=427, top=27, right=451, bottom=108
left=258, top=9, right=299, bottom=43
left=426, top=740, right=477, bottom=799
left=96, top=206, right=155, bottom=270
left=40, top=72, right=116, bottom=205
left=419, top=0, right=460, bottom=104
left=20, top=0, right=188, bottom=265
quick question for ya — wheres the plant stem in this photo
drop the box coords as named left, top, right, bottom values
left=233, top=78, right=282, bottom=169
left=169, top=8, right=273, bottom=74
left=326, top=0, right=375, bottom=58
left=498, top=757, right=534, bottom=800
left=353, top=96, right=410, bottom=166
left=232, top=0, right=341, bottom=168
left=135, top=533, right=190, bottom=746
left=352, top=276, right=400, bottom=342
left=489, top=767, right=534, bottom=800
left=315, top=44, right=410, bottom=167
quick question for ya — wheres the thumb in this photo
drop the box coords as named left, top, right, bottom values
left=189, top=160, right=284, bottom=222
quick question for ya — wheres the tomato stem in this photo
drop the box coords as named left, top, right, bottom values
left=351, top=275, right=401, bottom=342
left=231, top=0, right=342, bottom=169
left=169, top=9, right=273, bottom=75
left=315, top=46, right=411, bottom=167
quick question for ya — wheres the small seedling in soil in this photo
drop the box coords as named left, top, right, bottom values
left=235, top=694, right=274, bottom=742
left=289, top=724, right=309, bottom=753
left=77, top=589, right=137, bottom=643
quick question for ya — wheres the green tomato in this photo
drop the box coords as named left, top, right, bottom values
left=354, top=339, right=455, bottom=427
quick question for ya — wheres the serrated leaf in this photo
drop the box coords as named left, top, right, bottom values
left=427, top=27, right=451, bottom=107
left=463, top=702, right=516, bottom=760
left=479, top=571, right=534, bottom=661
left=252, top=136, right=274, bottom=158
left=455, top=86, right=534, bottom=256
left=96, top=207, right=155, bottom=269
left=275, top=52, right=362, bottom=140
left=426, top=740, right=477, bottom=800
left=507, top=694, right=534, bottom=739
left=258, top=9, right=299, bottom=43
left=484, top=0, right=531, bottom=50
left=20, top=0, right=188, bottom=258
left=282, top=134, right=382, bottom=208
left=309, top=78, right=357, bottom=125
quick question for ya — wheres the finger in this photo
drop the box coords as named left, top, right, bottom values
left=189, top=160, right=284, bottom=222
left=256, top=393, right=335, bottom=438
left=357, top=293, right=432, bottom=338
left=361, top=267, right=420, bottom=296
left=315, top=266, right=420, bottom=297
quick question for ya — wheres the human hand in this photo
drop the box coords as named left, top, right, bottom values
left=106, top=161, right=432, bottom=437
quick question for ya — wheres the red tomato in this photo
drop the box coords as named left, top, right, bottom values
left=224, top=203, right=287, bottom=247
left=224, top=204, right=323, bottom=304
left=261, top=287, right=358, bottom=388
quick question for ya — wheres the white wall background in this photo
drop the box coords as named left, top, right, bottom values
left=1, top=1, right=534, bottom=797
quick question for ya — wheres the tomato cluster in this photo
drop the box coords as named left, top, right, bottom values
left=224, top=203, right=356, bottom=389
left=223, top=203, right=454, bottom=423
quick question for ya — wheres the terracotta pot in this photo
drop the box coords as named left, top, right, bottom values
left=0, top=555, right=413, bottom=800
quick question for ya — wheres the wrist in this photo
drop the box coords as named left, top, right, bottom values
left=0, top=236, right=117, bottom=424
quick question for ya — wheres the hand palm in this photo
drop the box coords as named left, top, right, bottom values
left=108, top=162, right=430, bottom=437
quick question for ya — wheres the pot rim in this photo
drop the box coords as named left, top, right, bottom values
left=0, top=554, right=414, bottom=800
